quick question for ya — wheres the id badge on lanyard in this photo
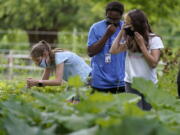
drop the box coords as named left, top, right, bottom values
left=105, top=38, right=112, bottom=64
left=105, top=53, right=111, bottom=63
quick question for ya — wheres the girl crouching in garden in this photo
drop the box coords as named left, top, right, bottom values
left=27, top=40, right=91, bottom=88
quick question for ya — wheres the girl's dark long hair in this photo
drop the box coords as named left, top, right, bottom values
left=127, top=9, right=153, bottom=52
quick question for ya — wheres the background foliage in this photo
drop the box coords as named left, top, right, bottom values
left=0, top=1, right=179, bottom=134
left=0, top=0, right=179, bottom=48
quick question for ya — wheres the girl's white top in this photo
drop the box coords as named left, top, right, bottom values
left=124, top=34, right=164, bottom=84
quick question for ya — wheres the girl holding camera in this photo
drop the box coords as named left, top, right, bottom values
left=110, top=9, right=164, bottom=110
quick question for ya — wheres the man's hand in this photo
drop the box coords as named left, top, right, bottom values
left=87, top=24, right=117, bottom=57
left=106, top=24, right=117, bottom=36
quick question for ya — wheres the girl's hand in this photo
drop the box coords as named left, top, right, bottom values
left=134, top=32, right=146, bottom=49
left=26, top=78, right=38, bottom=88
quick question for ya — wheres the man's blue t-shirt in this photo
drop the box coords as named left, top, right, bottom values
left=87, top=20, right=126, bottom=89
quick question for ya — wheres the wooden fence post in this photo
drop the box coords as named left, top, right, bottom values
left=72, top=28, right=77, bottom=52
left=8, top=50, right=13, bottom=80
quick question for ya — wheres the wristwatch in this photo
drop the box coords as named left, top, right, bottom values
left=38, top=80, right=43, bottom=87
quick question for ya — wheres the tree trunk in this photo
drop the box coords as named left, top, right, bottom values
left=26, top=28, right=58, bottom=48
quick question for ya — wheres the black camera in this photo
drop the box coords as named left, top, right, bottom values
left=124, top=26, right=135, bottom=37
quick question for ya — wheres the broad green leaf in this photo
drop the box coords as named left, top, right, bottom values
left=68, top=76, right=84, bottom=88
left=68, top=126, right=98, bottom=135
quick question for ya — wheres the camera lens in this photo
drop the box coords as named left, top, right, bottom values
left=124, top=27, right=134, bottom=36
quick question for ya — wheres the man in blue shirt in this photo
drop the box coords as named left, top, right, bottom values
left=87, top=1, right=126, bottom=93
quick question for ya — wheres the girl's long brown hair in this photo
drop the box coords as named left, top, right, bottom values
left=126, top=9, right=153, bottom=52
left=30, top=40, right=63, bottom=65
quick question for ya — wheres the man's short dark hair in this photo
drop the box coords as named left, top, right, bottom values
left=106, top=1, right=124, bottom=15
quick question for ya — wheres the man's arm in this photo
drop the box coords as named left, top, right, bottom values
left=87, top=24, right=117, bottom=57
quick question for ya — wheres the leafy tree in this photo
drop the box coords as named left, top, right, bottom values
left=80, top=0, right=180, bottom=47
left=0, top=0, right=79, bottom=47
left=0, top=0, right=179, bottom=47
left=88, top=0, right=180, bottom=23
